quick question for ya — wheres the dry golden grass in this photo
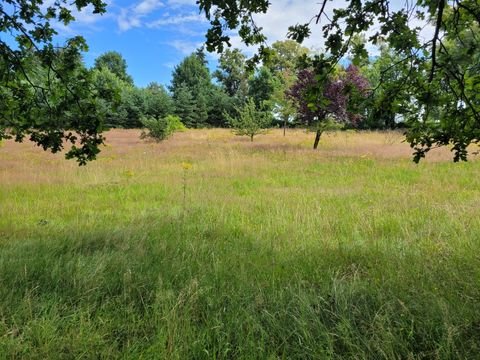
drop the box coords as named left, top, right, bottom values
left=0, top=128, right=476, bottom=186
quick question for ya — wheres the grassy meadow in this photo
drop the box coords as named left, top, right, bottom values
left=1, top=129, right=479, bottom=359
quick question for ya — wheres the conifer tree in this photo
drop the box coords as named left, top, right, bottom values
left=174, top=84, right=197, bottom=128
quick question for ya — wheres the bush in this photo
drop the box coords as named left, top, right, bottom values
left=140, top=115, right=186, bottom=142
left=165, top=114, right=186, bottom=134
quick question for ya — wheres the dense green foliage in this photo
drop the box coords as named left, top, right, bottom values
left=94, top=51, right=134, bottom=85
left=248, top=67, right=277, bottom=110
left=267, top=40, right=309, bottom=74
left=89, top=44, right=309, bottom=134
left=92, top=62, right=173, bottom=129
left=92, top=67, right=124, bottom=128
left=0, top=0, right=107, bottom=164
left=170, top=50, right=234, bottom=128
left=360, top=45, right=412, bottom=130
left=144, top=83, right=174, bottom=122
left=213, top=48, right=249, bottom=99
left=170, top=51, right=211, bottom=128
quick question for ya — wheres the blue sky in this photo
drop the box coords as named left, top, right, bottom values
left=51, top=0, right=211, bottom=87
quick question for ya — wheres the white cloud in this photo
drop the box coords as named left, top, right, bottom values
left=166, top=0, right=198, bottom=7
left=166, top=39, right=203, bottom=54
left=147, top=13, right=205, bottom=28
left=71, top=4, right=108, bottom=24
left=135, top=0, right=164, bottom=15
left=200, top=1, right=335, bottom=57
left=248, top=0, right=346, bottom=52
left=227, top=34, right=258, bottom=56
left=117, top=8, right=142, bottom=31
left=116, top=0, right=165, bottom=31
left=39, top=0, right=110, bottom=35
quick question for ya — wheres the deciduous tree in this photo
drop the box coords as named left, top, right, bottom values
left=248, top=67, right=276, bottom=110
left=0, top=0, right=107, bottom=164
left=94, top=51, right=134, bottom=85
left=287, top=65, right=369, bottom=149
left=267, top=40, right=309, bottom=74
left=213, top=48, right=249, bottom=99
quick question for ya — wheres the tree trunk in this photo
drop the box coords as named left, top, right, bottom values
left=283, top=118, right=287, bottom=136
left=313, top=130, right=322, bottom=149
left=250, top=134, right=254, bottom=142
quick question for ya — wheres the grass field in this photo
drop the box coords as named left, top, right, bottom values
left=1, top=129, right=479, bottom=359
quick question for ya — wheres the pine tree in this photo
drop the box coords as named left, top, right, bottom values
left=195, top=92, right=209, bottom=128
left=170, top=52, right=218, bottom=127
left=170, top=53, right=212, bottom=97
left=174, top=84, right=197, bottom=128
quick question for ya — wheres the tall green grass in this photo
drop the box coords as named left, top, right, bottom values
left=0, top=130, right=479, bottom=358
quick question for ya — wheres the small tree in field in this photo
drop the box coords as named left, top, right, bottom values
left=226, top=98, right=271, bottom=142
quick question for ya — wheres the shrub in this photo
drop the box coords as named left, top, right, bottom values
left=140, top=115, right=186, bottom=142
left=165, top=114, right=186, bottom=134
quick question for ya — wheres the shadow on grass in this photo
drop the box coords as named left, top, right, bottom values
left=0, top=211, right=479, bottom=358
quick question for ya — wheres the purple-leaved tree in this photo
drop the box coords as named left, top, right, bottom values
left=287, top=64, right=369, bottom=149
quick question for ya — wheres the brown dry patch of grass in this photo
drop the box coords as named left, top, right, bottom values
left=0, top=128, right=477, bottom=186
left=162, top=128, right=475, bottom=162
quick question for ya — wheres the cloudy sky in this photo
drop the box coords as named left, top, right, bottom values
left=51, top=0, right=433, bottom=87
left=49, top=0, right=337, bottom=87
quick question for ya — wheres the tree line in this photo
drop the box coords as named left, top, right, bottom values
left=90, top=40, right=416, bottom=146
left=1, top=38, right=451, bottom=155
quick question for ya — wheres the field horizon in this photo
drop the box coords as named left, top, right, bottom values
left=1, top=129, right=479, bottom=358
